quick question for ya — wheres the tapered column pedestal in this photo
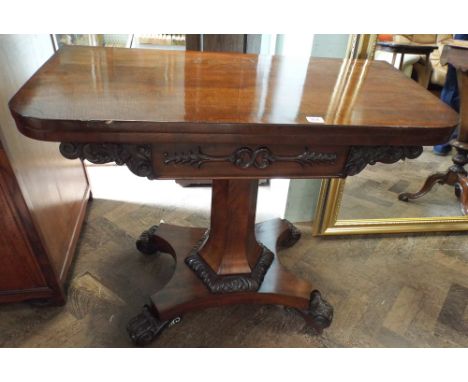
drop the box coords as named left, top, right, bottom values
left=127, top=180, right=333, bottom=346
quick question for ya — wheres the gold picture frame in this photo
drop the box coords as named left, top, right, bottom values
left=312, top=177, right=468, bottom=236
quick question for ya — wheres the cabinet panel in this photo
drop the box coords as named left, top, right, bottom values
left=0, top=176, right=46, bottom=291
left=0, top=34, right=90, bottom=303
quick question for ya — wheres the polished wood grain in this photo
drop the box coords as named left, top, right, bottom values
left=0, top=140, right=50, bottom=299
left=0, top=35, right=90, bottom=303
left=199, top=180, right=262, bottom=274
left=179, top=34, right=261, bottom=186
left=126, top=179, right=331, bottom=345
left=150, top=219, right=312, bottom=321
left=9, top=46, right=458, bottom=146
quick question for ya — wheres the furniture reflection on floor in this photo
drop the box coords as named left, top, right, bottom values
left=9, top=46, right=457, bottom=345
left=399, top=44, right=468, bottom=214
left=0, top=35, right=90, bottom=304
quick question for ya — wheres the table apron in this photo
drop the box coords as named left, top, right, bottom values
left=153, top=143, right=347, bottom=179
left=58, top=142, right=424, bottom=180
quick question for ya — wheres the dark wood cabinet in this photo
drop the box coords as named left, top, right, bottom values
left=0, top=140, right=58, bottom=303
left=0, top=35, right=90, bottom=304
left=186, top=34, right=261, bottom=53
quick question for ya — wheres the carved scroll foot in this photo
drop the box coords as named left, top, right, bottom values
left=278, top=220, right=301, bottom=248
left=298, top=290, right=333, bottom=333
left=127, top=305, right=181, bottom=346
left=136, top=225, right=160, bottom=255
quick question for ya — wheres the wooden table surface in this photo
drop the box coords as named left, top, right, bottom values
left=10, top=45, right=457, bottom=146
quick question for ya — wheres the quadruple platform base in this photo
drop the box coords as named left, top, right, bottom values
left=127, top=219, right=333, bottom=346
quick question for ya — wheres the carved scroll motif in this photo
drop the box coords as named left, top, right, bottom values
left=163, top=146, right=337, bottom=169
left=343, top=145, right=423, bottom=176
left=60, top=142, right=154, bottom=180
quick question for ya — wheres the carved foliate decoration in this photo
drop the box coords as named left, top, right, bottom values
left=60, top=142, right=154, bottom=179
left=126, top=305, right=169, bottom=346
left=296, top=290, right=334, bottom=333
left=185, top=231, right=274, bottom=294
left=344, top=145, right=423, bottom=176
left=164, top=146, right=337, bottom=169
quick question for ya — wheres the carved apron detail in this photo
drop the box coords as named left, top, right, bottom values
left=60, top=143, right=154, bottom=179
left=163, top=146, right=337, bottom=169
left=344, top=145, right=423, bottom=176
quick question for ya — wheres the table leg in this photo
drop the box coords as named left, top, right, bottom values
left=399, top=53, right=405, bottom=71
left=127, top=179, right=333, bottom=346
left=424, top=53, right=432, bottom=88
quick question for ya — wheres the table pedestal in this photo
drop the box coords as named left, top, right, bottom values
left=126, top=179, right=333, bottom=346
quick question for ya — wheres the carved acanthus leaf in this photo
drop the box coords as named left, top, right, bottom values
left=60, top=142, right=154, bottom=180
left=185, top=230, right=274, bottom=293
left=343, top=145, right=423, bottom=176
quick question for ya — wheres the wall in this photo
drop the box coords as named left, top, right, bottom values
left=284, top=34, right=350, bottom=222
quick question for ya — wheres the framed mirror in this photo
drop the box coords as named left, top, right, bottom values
left=312, top=34, right=468, bottom=236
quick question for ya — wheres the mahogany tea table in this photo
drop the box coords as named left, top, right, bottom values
left=9, top=46, right=458, bottom=346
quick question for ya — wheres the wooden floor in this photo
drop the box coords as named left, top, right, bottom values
left=0, top=165, right=467, bottom=347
